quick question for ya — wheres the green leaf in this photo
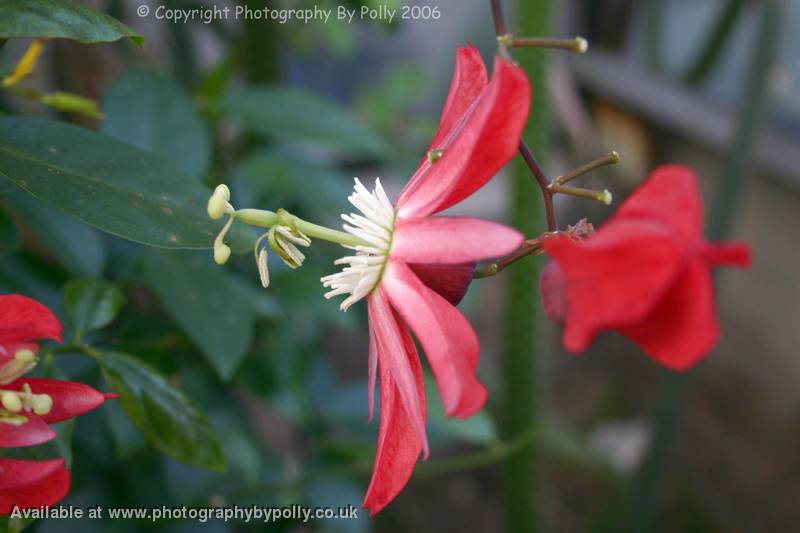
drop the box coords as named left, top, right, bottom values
left=98, top=350, right=226, bottom=471
left=143, top=249, right=254, bottom=381
left=0, top=206, right=20, bottom=255
left=222, top=86, right=389, bottom=157
left=103, top=398, right=146, bottom=459
left=0, top=117, right=251, bottom=250
left=0, top=174, right=17, bottom=195
left=0, top=0, right=143, bottom=44
left=103, top=70, right=211, bottom=178
left=2, top=189, right=106, bottom=276
left=229, top=151, right=350, bottom=216
left=64, top=278, right=125, bottom=340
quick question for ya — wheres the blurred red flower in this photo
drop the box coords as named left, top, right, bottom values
left=541, top=165, right=751, bottom=370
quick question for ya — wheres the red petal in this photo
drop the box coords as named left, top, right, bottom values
left=612, top=165, right=703, bottom=240
left=367, top=292, right=428, bottom=456
left=391, top=216, right=523, bottom=264
left=0, top=413, right=55, bottom=447
left=5, top=378, right=108, bottom=424
left=0, top=295, right=62, bottom=346
left=363, top=302, right=426, bottom=515
left=539, top=261, right=567, bottom=323
left=542, top=221, right=684, bottom=353
left=428, top=44, right=488, bottom=150
left=382, top=261, right=487, bottom=418
left=619, top=259, right=719, bottom=370
left=702, top=241, right=751, bottom=268
left=0, top=458, right=71, bottom=514
left=407, top=262, right=475, bottom=305
left=397, top=45, right=487, bottom=207
left=396, top=56, right=531, bottom=217
left=367, top=326, right=378, bottom=423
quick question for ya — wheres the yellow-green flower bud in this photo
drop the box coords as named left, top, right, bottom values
left=14, top=349, right=36, bottom=365
left=214, top=184, right=230, bottom=201
left=214, top=243, right=232, bottom=265
left=1, top=391, right=22, bottom=413
left=207, top=194, right=227, bottom=220
left=31, top=393, right=53, bottom=416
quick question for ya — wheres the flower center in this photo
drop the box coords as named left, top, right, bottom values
left=0, top=383, right=53, bottom=418
left=321, top=178, right=395, bottom=311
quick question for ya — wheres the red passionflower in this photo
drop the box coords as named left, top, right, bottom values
left=540, top=165, right=751, bottom=370
left=0, top=458, right=71, bottom=514
left=321, top=45, right=530, bottom=513
left=0, top=294, right=112, bottom=448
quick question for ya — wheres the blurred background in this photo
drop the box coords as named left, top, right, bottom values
left=0, top=0, right=797, bottom=531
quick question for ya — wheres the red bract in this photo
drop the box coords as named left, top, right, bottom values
left=0, top=378, right=111, bottom=447
left=0, top=295, right=112, bottom=449
left=540, top=165, right=751, bottom=370
left=0, top=458, right=71, bottom=514
left=0, top=295, right=62, bottom=348
left=4, top=378, right=112, bottom=424
left=322, top=45, right=530, bottom=513
left=0, top=295, right=62, bottom=384
left=0, top=413, right=55, bottom=448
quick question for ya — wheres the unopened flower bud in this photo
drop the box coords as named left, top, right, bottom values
left=207, top=184, right=232, bottom=220
left=207, top=194, right=227, bottom=220
left=31, top=393, right=53, bottom=416
left=214, top=243, right=231, bottom=265
left=14, top=349, right=36, bottom=365
left=214, top=184, right=230, bottom=201
left=1, top=391, right=22, bottom=413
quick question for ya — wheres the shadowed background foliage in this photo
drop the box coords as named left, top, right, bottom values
left=0, top=0, right=797, bottom=531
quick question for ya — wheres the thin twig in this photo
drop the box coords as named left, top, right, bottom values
left=491, top=0, right=507, bottom=35
left=519, top=139, right=557, bottom=231
left=491, top=0, right=558, bottom=232
left=474, top=239, right=546, bottom=278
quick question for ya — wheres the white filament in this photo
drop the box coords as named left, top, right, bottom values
left=321, top=178, right=395, bottom=311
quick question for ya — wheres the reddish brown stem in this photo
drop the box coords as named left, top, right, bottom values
left=519, top=139, right=557, bottom=231
left=491, top=0, right=507, bottom=35
left=492, top=0, right=558, bottom=232
left=474, top=239, right=546, bottom=278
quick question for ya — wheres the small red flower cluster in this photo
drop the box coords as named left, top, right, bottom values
left=0, top=294, right=113, bottom=514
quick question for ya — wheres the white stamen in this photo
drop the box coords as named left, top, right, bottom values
left=257, top=248, right=270, bottom=288
left=321, top=178, right=395, bottom=311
